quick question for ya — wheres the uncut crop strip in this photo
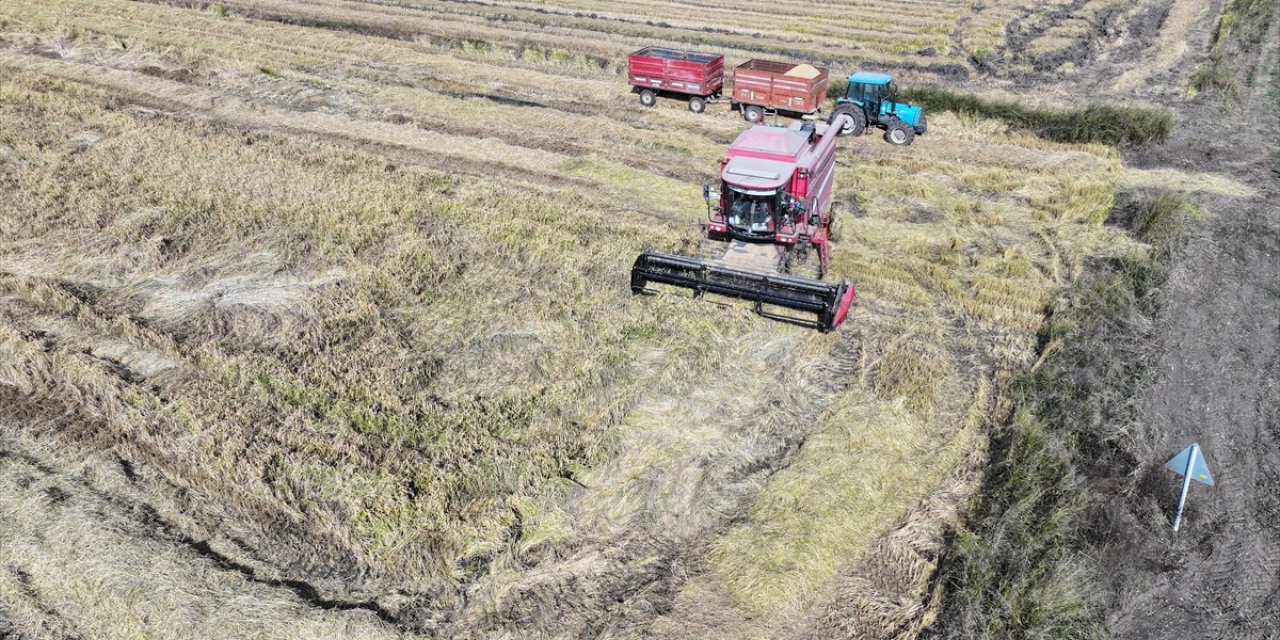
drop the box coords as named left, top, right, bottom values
left=350, top=0, right=963, bottom=45
left=397, top=0, right=1019, bottom=64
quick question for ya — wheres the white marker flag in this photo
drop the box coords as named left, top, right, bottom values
left=1165, top=443, right=1214, bottom=532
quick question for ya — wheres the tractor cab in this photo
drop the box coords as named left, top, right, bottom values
left=844, top=75, right=897, bottom=117
left=830, top=71, right=927, bottom=145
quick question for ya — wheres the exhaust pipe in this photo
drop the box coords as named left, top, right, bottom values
left=631, top=251, right=855, bottom=332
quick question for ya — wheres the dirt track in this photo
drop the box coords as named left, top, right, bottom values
left=1106, top=18, right=1280, bottom=640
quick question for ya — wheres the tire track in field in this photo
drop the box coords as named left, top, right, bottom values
left=0, top=423, right=406, bottom=639
left=4, top=0, right=743, bottom=188
left=143, top=0, right=968, bottom=78
left=443, top=317, right=896, bottom=638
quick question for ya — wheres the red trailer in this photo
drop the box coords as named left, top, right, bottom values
left=731, top=59, right=830, bottom=124
left=627, top=46, right=724, bottom=113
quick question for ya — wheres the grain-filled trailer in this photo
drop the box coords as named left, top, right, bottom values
left=731, top=59, right=829, bottom=123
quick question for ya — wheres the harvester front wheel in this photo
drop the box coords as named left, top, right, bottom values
left=784, top=241, right=824, bottom=280
left=688, top=96, right=706, bottom=113
left=884, top=122, right=915, bottom=146
left=639, top=89, right=657, bottom=107
left=743, top=105, right=764, bottom=123
left=828, top=209, right=844, bottom=243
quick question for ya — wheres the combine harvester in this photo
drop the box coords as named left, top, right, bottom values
left=631, top=113, right=856, bottom=332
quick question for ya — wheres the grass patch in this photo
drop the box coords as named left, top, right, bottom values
left=827, top=76, right=849, bottom=102
left=902, top=87, right=1174, bottom=147
left=1129, top=190, right=1204, bottom=258
left=1190, top=0, right=1277, bottom=97
left=928, top=190, right=1201, bottom=640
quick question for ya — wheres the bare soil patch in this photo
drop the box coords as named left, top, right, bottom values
left=1104, top=19, right=1280, bottom=640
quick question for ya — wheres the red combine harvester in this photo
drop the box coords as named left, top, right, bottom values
left=631, top=114, right=856, bottom=332
left=627, top=46, right=725, bottom=113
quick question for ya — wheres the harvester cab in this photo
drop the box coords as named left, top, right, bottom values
left=703, top=182, right=807, bottom=239
left=631, top=116, right=856, bottom=333
left=719, top=160, right=794, bottom=240
left=829, top=72, right=927, bottom=146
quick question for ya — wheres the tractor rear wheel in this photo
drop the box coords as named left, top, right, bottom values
left=830, top=106, right=866, bottom=136
left=884, top=122, right=915, bottom=146
left=688, top=96, right=706, bottom=113
left=743, top=105, right=764, bottom=123
left=639, top=89, right=656, bottom=107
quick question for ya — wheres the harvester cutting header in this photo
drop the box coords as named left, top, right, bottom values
left=631, top=113, right=856, bottom=332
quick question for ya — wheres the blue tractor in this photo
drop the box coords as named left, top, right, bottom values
left=828, top=72, right=926, bottom=146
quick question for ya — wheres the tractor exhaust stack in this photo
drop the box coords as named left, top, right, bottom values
left=631, top=251, right=855, bottom=332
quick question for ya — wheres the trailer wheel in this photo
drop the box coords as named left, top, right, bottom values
left=743, top=105, right=764, bottom=123
left=884, top=122, right=915, bottom=146
left=639, top=89, right=657, bottom=107
left=688, top=96, right=706, bottom=113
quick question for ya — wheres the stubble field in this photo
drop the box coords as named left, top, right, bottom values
left=0, top=0, right=1247, bottom=638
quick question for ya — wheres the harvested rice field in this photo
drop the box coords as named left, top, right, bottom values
left=0, top=0, right=1266, bottom=638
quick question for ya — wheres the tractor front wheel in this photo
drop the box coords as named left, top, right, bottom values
left=914, top=112, right=928, bottom=135
left=743, top=105, right=764, bottom=123
left=688, top=96, right=706, bottom=113
left=639, top=89, right=657, bottom=107
left=884, top=122, right=915, bottom=146
left=830, top=106, right=865, bottom=136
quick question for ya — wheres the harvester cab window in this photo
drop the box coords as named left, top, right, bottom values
left=726, top=187, right=779, bottom=235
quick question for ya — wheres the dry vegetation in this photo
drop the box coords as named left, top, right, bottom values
left=0, top=0, right=1240, bottom=638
